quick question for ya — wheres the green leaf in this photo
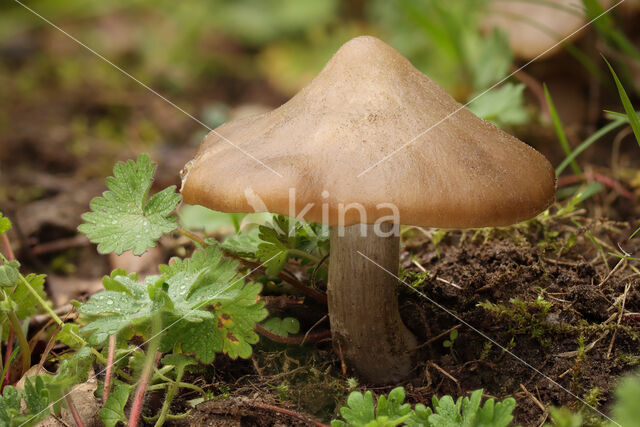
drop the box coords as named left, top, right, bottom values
left=78, top=154, right=181, bottom=255
left=261, top=316, right=300, bottom=337
left=604, top=56, right=640, bottom=148
left=80, top=246, right=266, bottom=362
left=13, top=274, right=47, bottom=320
left=78, top=272, right=163, bottom=345
left=256, top=215, right=327, bottom=276
left=468, top=83, right=529, bottom=128
left=22, top=377, right=50, bottom=423
left=339, top=390, right=376, bottom=425
left=376, top=387, right=413, bottom=421
left=99, top=384, right=131, bottom=427
left=612, top=372, right=640, bottom=427
left=160, top=246, right=267, bottom=361
left=0, top=260, right=20, bottom=288
left=0, top=212, right=11, bottom=235
left=406, top=403, right=433, bottom=427
left=161, top=353, right=198, bottom=372
left=545, top=84, right=582, bottom=177
left=220, top=227, right=263, bottom=258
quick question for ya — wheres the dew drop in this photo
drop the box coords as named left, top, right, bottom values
left=106, top=299, right=114, bottom=305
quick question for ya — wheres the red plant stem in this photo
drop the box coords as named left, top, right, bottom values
left=1, top=234, right=15, bottom=261
left=1, top=234, right=15, bottom=389
left=2, top=327, right=14, bottom=389
left=66, top=395, right=85, bottom=427
left=557, top=172, right=634, bottom=199
left=128, top=351, right=160, bottom=427
left=103, top=335, right=116, bottom=403
left=255, top=324, right=331, bottom=345
left=250, top=402, right=329, bottom=427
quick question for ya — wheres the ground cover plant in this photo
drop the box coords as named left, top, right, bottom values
left=1, top=0, right=640, bottom=426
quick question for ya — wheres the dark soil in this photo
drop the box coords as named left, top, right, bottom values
left=161, top=215, right=639, bottom=426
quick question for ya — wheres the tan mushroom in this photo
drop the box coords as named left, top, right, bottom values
left=181, top=36, right=555, bottom=383
left=484, top=0, right=587, bottom=60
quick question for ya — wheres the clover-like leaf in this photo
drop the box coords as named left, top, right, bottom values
left=261, top=316, right=300, bottom=337
left=79, top=154, right=181, bottom=255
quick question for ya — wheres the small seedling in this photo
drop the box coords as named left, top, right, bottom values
left=442, top=329, right=459, bottom=354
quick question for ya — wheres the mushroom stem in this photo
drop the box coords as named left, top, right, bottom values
left=328, top=223, right=417, bottom=383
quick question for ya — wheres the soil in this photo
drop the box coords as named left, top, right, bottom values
left=161, top=215, right=639, bottom=426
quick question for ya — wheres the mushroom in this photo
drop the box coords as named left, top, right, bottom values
left=483, top=0, right=586, bottom=60
left=181, top=36, right=555, bottom=383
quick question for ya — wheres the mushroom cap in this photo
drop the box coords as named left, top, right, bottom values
left=484, top=0, right=586, bottom=60
left=182, top=36, right=555, bottom=228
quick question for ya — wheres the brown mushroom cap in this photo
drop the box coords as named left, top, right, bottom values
left=484, top=0, right=586, bottom=60
left=182, top=36, right=555, bottom=228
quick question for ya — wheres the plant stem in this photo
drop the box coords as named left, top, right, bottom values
left=66, top=394, right=85, bottom=427
left=154, top=366, right=188, bottom=426
left=6, top=310, right=30, bottom=377
left=103, top=334, right=116, bottom=403
left=1, top=234, right=15, bottom=261
left=176, top=227, right=208, bottom=247
left=287, top=248, right=321, bottom=264
left=3, top=327, right=14, bottom=387
left=153, top=369, right=206, bottom=396
left=255, top=324, right=331, bottom=345
left=0, top=253, right=63, bottom=327
left=128, top=316, right=162, bottom=427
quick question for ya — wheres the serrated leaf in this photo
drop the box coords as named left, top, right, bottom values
left=80, top=246, right=266, bottom=362
left=99, top=384, right=131, bottom=427
left=340, top=390, right=376, bottom=425
left=377, top=387, right=412, bottom=421
left=78, top=154, right=181, bottom=255
left=261, top=316, right=300, bottom=337
left=23, top=377, right=50, bottom=423
left=161, top=354, right=198, bottom=372
left=78, top=273, right=162, bottom=345
left=0, top=212, right=11, bottom=235
left=220, top=227, right=262, bottom=258
left=0, top=260, right=20, bottom=288
left=255, top=215, right=327, bottom=276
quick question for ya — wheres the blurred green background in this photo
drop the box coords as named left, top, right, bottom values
left=1, top=0, right=639, bottom=203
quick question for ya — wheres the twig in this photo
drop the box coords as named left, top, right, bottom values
left=104, top=335, right=116, bottom=403
left=337, top=341, right=347, bottom=376
left=606, top=282, right=631, bottom=359
left=428, top=361, right=461, bottom=395
left=301, top=315, right=328, bottom=345
left=598, top=258, right=625, bottom=288
left=520, top=383, right=546, bottom=413
left=250, top=402, right=329, bottom=427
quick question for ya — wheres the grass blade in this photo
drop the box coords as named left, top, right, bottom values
left=555, top=118, right=626, bottom=176
left=544, top=84, right=582, bottom=177
left=603, top=56, right=640, bottom=148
